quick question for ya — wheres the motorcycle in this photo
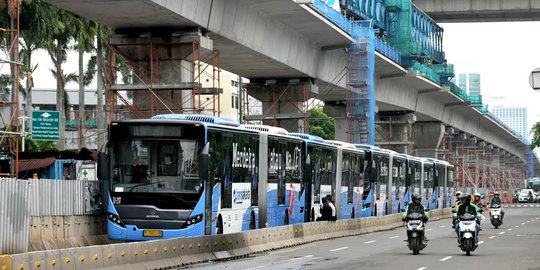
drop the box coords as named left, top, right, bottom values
left=404, top=212, right=427, bottom=255
left=457, top=213, right=478, bottom=256
left=490, top=204, right=503, bottom=229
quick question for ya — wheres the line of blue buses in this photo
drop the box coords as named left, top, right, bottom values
left=100, top=114, right=455, bottom=241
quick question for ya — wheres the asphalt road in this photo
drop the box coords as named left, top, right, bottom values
left=178, top=205, right=540, bottom=270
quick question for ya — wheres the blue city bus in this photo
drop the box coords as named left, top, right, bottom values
left=105, top=114, right=260, bottom=240
left=354, top=144, right=390, bottom=217
left=325, top=140, right=366, bottom=219
left=289, top=133, right=338, bottom=222
left=400, top=154, right=422, bottom=211
left=102, top=114, right=456, bottom=241
left=241, top=125, right=305, bottom=227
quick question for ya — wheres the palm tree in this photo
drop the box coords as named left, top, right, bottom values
left=18, top=0, right=59, bottom=130
left=74, top=15, right=98, bottom=148
left=45, top=6, right=77, bottom=149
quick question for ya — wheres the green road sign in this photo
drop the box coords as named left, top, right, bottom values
left=32, top=111, right=60, bottom=141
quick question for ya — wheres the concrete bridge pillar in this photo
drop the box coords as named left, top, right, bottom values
left=245, top=81, right=317, bottom=132
left=110, top=31, right=213, bottom=117
left=323, top=102, right=347, bottom=142
left=376, top=112, right=416, bottom=154
left=412, top=122, right=445, bottom=158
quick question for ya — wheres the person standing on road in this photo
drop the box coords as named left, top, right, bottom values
left=325, top=194, right=337, bottom=221
left=317, top=197, right=333, bottom=221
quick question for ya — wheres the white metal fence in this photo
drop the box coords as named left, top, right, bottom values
left=0, top=178, right=31, bottom=255
left=0, top=178, right=101, bottom=254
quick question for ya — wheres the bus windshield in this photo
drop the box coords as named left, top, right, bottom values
left=111, top=139, right=202, bottom=194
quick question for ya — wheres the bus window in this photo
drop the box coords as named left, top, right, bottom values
left=342, top=153, right=351, bottom=203
left=352, top=154, right=365, bottom=202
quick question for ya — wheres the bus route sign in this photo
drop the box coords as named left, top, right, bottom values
left=32, top=111, right=60, bottom=141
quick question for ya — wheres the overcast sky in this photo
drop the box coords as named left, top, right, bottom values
left=441, top=22, right=540, bottom=137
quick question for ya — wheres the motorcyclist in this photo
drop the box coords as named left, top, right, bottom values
left=402, top=193, right=429, bottom=243
left=454, top=193, right=481, bottom=246
left=472, top=193, right=485, bottom=212
left=489, top=191, right=504, bottom=222
left=452, top=191, right=463, bottom=228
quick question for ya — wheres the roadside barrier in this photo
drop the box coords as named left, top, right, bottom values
left=0, top=208, right=452, bottom=270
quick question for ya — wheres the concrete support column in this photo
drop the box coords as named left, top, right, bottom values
left=111, top=31, right=213, bottom=117
left=323, top=102, right=347, bottom=142
left=245, top=81, right=317, bottom=132
left=376, top=112, right=416, bottom=154
left=412, top=122, right=445, bottom=158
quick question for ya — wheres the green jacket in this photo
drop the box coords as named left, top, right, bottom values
left=454, top=203, right=480, bottom=218
left=402, top=203, right=429, bottom=218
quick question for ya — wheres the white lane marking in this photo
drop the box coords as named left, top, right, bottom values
left=389, top=235, right=400, bottom=239
left=426, top=228, right=433, bottom=232
left=439, top=225, right=446, bottom=228
left=515, top=225, right=519, bottom=228
left=284, top=255, right=313, bottom=262
left=417, top=267, right=427, bottom=270
left=508, top=228, right=512, bottom=231
left=522, top=222, right=526, bottom=225
left=330, top=247, right=349, bottom=252
left=440, top=256, right=452, bottom=262
left=489, top=236, right=496, bottom=239
left=243, top=266, right=266, bottom=270
left=537, top=218, right=539, bottom=220
left=478, top=241, right=485, bottom=245
left=527, top=221, right=531, bottom=223
left=499, top=232, right=505, bottom=235
left=364, top=240, right=376, bottom=244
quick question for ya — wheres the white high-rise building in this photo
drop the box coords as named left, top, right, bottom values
left=492, top=106, right=528, bottom=138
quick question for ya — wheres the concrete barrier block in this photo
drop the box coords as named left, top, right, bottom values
left=0, top=255, right=11, bottom=270
left=84, top=245, right=105, bottom=270
left=178, top=235, right=215, bottom=265
left=10, top=253, right=29, bottom=270
left=28, top=251, right=47, bottom=270
left=30, top=217, right=41, bottom=241
left=111, top=243, right=132, bottom=267
left=52, top=217, right=64, bottom=240
left=43, top=250, right=61, bottom=270
left=100, top=245, right=119, bottom=270
left=72, top=246, right=92, bottom=270
left=63, top=217, right=76, bottom=239
left=58, top=248, right=76, bottom=270
left=72, top=217, right=83, bottom=238
left=126, top=242, right=144, bottom=266
left=41, top=217, right=54, bottom=241
left=141, top=240, right=170, bottom=270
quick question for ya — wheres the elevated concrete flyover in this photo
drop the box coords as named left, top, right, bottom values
left=44, top=0, right=351, bottom=88
left=413, top=0, right=540, bottom=22
left=375, top=73, right=527, bottom=162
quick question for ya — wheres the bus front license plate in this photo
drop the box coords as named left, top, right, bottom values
left=143, top=230, right=163, bottom=237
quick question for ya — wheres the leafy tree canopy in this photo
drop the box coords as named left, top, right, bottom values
left=308, top=108, right=335, bottom=140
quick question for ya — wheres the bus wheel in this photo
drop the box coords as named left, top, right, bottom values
left=217, top=215, right=224, bottom=235
left=249, top=213, right=256, bottom=230
left=284, top=211, right=289, bottom=225
left=351, top=208, right=355, bottom=219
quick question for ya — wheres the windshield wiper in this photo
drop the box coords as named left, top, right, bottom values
left=127, top=182, right=163, bottom=192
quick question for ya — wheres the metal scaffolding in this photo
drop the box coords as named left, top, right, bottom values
left=0, top=1, right=20, bottom=176
left=105, top=40, right=221, bottom=121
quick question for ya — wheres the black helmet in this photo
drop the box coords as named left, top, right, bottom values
left=459, top=193, right=471, bottom=203
left=412, top=193, right=422, bottom=202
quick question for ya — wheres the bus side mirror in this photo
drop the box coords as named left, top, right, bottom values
left=199, top=143, right=209, bottom=185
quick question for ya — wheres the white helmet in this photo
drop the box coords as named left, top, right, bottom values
left=474, top=192, right=481, bottom=197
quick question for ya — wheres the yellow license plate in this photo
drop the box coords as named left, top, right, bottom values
left=143, top=230, right=163, bottom=237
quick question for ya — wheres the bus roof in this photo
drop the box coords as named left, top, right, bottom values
left=324, top=140, right=356, bottom=149
left=288, top=132, right=325, bottom=143
left=241, top=124, right=288, bottom=135
left=151, top=114, right=240, bottom=127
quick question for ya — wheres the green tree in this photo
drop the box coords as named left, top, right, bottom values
left=308, top=108, right=335, bottom=140
left=73, top=15, right=98, bottom=148
left=531, top=121, right=540, bottom=149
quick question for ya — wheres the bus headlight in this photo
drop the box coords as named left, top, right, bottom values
left=184, top=214, right=203, bottom=227
left=107, top=212, right=126, bottom=228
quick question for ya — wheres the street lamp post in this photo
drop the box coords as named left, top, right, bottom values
left=529, top=68, right=540, bottom=90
